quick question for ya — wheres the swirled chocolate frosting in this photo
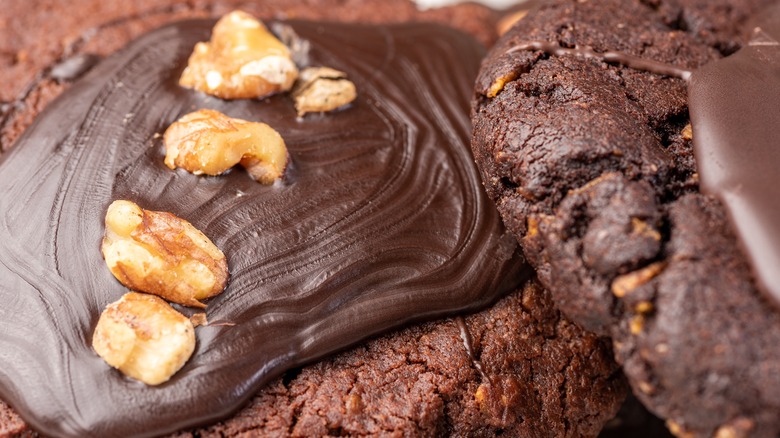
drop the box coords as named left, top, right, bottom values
left=0, top=20, right=528, bottom=437
left=688, top=4, right=780, bottom=306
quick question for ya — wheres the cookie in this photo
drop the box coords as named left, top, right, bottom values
left=472, top=0, right=780, bottom=436
left=0, top=1, right=626, bottom=437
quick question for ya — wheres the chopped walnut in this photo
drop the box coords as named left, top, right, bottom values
left=101, top=200, right=228, bottom=308
left=497, top=9, right=530, bottom=36
left=164, top=109, right=288, bottom=184
left=682, top=123, right=693, bottom=141
left=292, top=67, right=357, bottom=116
left=92, top=292, right=196, bottom=385
left=190, top=313, right=208, bottom=328
left=487, top=72, right=519, bottom=98
left=179, top=11, right=298, bottom=99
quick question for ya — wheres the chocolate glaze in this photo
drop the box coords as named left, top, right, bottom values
left=0, top=20, right=529, bottom=437
left=689, top=6, right=780, bottom=307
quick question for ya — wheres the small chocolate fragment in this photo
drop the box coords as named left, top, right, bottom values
left=504, top=41, right=692, bottom=83
left=49, top=53, right=101, bottom=82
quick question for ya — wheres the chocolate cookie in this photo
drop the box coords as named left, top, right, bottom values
left=473, top=0, right=780, bottom=436
left=0, top=1, right=626, bottom=437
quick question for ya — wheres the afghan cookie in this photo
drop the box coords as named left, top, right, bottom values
left=0, top=3, right=627, bottom=437
left=472, top=0, right=780, bottom=436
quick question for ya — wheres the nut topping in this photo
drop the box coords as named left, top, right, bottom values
left=179, top=11, right=298, bottom=99
left=101, top=200, right=228, bottom=308
left=487, top=72, right=520, bottom=98
left=164, top=109, right=288, bottom=184
left=292, top=67, right=357, bottom=116
left=92, top=292, right=196, bottom=385
left=497, top=9, right=530, bottom=36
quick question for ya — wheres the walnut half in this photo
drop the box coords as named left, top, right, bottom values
left=101, top=200, right=228, bottom=308
left=92, top=292, right=196, bottom=385
left=179, top=10, right=298, bottom=99
left=292, top=67, right=357, bottom=117
left=164, top=109, right=288, bottom=184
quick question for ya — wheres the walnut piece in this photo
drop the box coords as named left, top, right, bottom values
left=497, top=9, right=530, bottom=36
left=292, top=67, right=357, bottom=116
left=164, top=109, right=288, bottom=184
left=92, top=292, right=196, bottom=385
left=179, top=10, right=298, bottom=99
left=190, top=313, right=208, bottom=328
left=611, top=262, right=666, bottom=298
left=682, top=123, right=693, bottom=141
left=487, top=72, right=519, bottom=98
left=101, top=200, right=228, bottom=308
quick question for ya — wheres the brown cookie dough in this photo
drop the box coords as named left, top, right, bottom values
left=472, top=0, right=780, bottom=436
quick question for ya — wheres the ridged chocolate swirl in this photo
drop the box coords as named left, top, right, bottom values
left=0, top=20, right=528, bottom=437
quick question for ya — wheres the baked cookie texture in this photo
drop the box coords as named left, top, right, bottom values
left=472, top=0, right=780, bottom=436
left=0, top=1, right=627, bottom=436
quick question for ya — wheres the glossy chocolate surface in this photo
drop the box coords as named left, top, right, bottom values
left=0, top=20, right=527, bottom=437
left=689, top=5, right=780, bottom=306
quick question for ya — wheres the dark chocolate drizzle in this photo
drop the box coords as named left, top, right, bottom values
left=689, top=6, right=780, bottom=307
left=506, top=41, right=693, bottom=79
left=0, top=20, right=528, bottom=437
left=454, top=316, right=492, bottom=384
left=508, top=15, right=780, bottom=306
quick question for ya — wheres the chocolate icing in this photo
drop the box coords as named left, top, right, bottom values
left=689, top=6, right=780, bottom=307
left=0, top=20, right=528, bottom=437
